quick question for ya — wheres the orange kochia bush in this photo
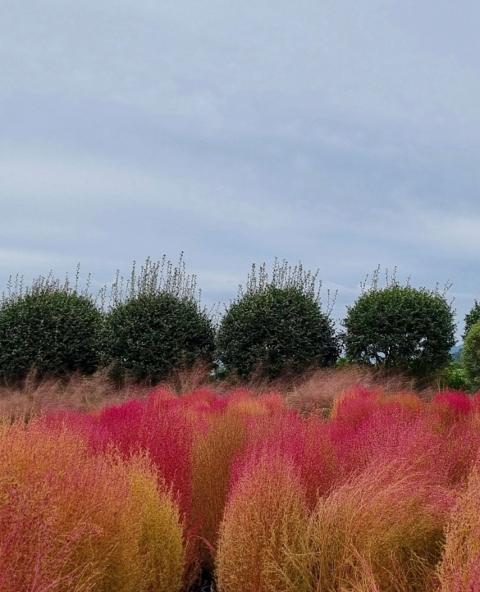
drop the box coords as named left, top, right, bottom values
left=0, top=422, right=185, bottom=592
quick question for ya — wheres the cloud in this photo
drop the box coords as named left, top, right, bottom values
left=1, top=0, right=479, bottom=338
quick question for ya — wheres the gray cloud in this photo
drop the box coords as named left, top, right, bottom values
left=1, top=0, right=480, bottom=338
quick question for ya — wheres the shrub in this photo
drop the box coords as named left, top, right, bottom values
left=217, top=261, right=338, bottom=379
left=0, top=423, right=185, bottom=592
left=85, top=392, right=194, bottom=518
left=122, top=455, right=185, bottom=592
left=103, top=257, right=215, bottom=383
left=463, top=321, right=480, bottom=391
left=216, top=454, right=310, bottom=592
left=440, top=361, right=470, bottom=391
left=464, top=300, right=480, bottom=340
left=190, top=406, right=249, bottom=565
left=437, top=464, right=480, bottom=591
left=0, top=273, right=101, bottom=383
left=300, top=460, right=449, bottom=592
left=344, top=277, right=455, bottom=375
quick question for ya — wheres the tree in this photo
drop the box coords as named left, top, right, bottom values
left=0, top=273, right=101, bottom=382
left=463, top=321, right=480, bottom=391
left=464, top=301, right=480, bottom=341
left=217, top=261, right=338, bottom=379
left=344, top=281, right=455, bottom=375
left=103, top=256, right=214, bottom=382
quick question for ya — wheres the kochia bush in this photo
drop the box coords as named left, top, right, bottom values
left=0, top=423, right=185, bottom=592
left=344, top=283, right=455, bottom=375
left=299, top=460, right=450, bottom=592
left=216, top=454, right=310, bottom=592
left=217, top=261, right=338, bottom=379
left=437, top=464, right=480, bottom=591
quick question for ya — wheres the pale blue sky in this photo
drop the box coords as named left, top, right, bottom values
left=1, top=1, right=479, bottom=338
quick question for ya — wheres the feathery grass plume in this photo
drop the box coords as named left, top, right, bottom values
left=0, top=422, right=185, bottom=592
left=0, top=370, right=151, bottom=423
left=216, top=453, right=310, bottom=592
left=286, top=366, right=420, bottom=416
left=437, top=463, right=480, bottom=591
left=301, top=459, right=450, bottom=592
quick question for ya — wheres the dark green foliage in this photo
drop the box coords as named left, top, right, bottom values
left=0, top=283, right=101, bottom=383
left=344, top=283, right=455, bottom=375
left=439, top=361, right=470, bottom=391
left=464, top=301, right=480, bottom=340
left=217, top=262, right=339, bottom=379
left=463, top=322, right=480, bottom=391
left=104, top=293, right=214, bottom=383
left=103, top=256, right=215, bottom=383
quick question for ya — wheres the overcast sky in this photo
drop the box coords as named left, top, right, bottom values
left=1, top=1, right=479, bottom=339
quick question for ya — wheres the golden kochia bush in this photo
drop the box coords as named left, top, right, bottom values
left=437, top=464, right=480, bottom=591
left=215, top=454, right=311, bottom=592
left=0, top=422, right=185, bottom=592
left=297, top=460, right=449, bottom=592
left=190, top=408, right=248, bottom=566
left=120, top=457, right=186, bottom=592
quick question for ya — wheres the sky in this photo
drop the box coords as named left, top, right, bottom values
left=1, top=1, right=479, bottom=339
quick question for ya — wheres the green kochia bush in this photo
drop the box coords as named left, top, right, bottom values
left=344, top=281, right=455, bottom=376
left=217, top=261, right=339, bottom=379
left=103, top=257, right=215, bottom=383
left=463, top=321, right=480, bottom=391
left=0, top=281, right=101, bottom=382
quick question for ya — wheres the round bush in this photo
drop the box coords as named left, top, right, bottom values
left=104, top=292, right=215, bottom=383
left=217, top=285, right=338, bottom=379
left=0, top=290, right=101, bottom=382
left=344, top=285, right=455, bottom=375
left=463, top=321, right=480, bottom=391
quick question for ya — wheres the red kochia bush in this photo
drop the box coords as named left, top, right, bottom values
left=232, top=410, right=337, bottom=506
left=49, top=389, right=195, bottom=518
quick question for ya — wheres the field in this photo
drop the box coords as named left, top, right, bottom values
left=1, top=369, right=479, bottom=591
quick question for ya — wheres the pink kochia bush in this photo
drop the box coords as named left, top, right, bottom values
left=3, top=384, right=480, bottom=591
